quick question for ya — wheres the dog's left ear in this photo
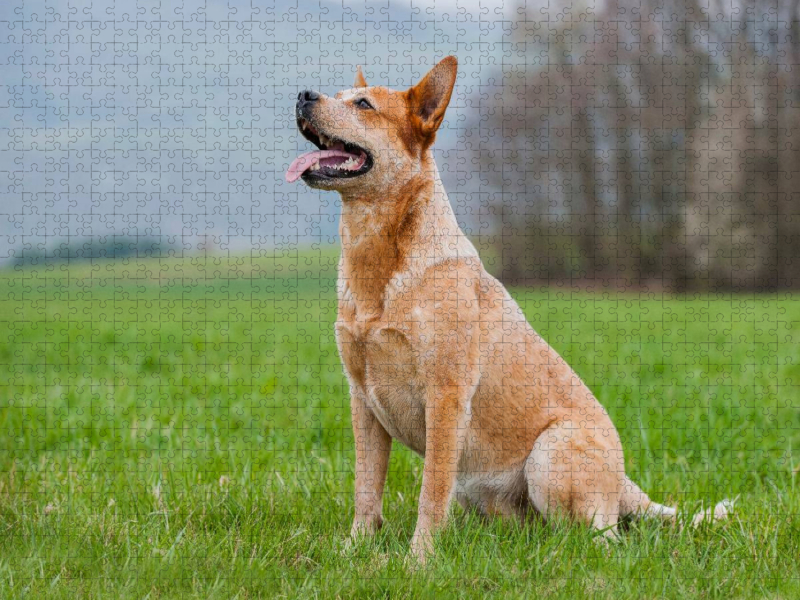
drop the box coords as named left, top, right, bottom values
left=406, top=56, right=458, bottom=145
left=354, top=66, right=368, bottom=88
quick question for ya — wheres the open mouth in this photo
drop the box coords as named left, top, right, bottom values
left=285, top=117, right=373, bottom=183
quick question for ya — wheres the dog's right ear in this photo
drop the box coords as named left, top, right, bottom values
left=354, top=66, right=368, bottom=88
left=406, top=56, right=458, bottom=146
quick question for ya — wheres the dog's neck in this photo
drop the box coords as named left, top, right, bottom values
left=337, top=160, right=478, bottom=320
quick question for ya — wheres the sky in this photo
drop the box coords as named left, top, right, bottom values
left=3, top=0, right=755, bottom=262
left=0, top=0, right=542, bottom=261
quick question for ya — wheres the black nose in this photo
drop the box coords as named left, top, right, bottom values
left=297, top=90, right=320, bottom=104
left=296, top=90, right=321, bottom=120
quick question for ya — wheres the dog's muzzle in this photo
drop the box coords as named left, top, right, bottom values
left=296, top=89, right=321, bottom=120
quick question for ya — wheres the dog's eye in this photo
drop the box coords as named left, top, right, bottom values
left=354, top=98, right=374, bottom=110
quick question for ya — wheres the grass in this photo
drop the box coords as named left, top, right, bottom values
left=1, top=247, right=799, bottom=598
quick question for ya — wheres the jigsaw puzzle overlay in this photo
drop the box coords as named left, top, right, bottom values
left=1, top=0, right=799, bottom=597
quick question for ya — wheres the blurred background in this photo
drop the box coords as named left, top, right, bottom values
left=3, top=0, right=798, bottom=292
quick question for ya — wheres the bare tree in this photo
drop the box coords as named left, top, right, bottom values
left=469, top=0, right=800, bottom=291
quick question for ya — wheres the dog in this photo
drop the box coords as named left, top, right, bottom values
left=286, top=56, right=731, bottom=561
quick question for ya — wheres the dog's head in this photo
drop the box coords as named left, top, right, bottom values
left=286, top=56, right=458, bottom=192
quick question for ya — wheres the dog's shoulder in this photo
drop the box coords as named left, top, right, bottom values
left=388, top=254, right=482, bottom=294
left=381, top=256, right=486, bottom=330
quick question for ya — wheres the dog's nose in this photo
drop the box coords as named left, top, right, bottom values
left=296, top=90, right=321, bottom=119
left=297, top=90, right=321, bottom=104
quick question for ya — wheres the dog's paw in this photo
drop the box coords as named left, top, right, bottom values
left=409, top=532, right=433, bottom=565
left=350, top=515, right=383, bottom=539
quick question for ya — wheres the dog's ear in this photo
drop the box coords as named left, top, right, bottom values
left=354, top=66, right=368, bottom=88
left=406, top=56, right=458, bottom=145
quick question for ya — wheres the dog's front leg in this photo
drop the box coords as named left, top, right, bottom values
left=349, top=385, right=392, bottom=539
left=410, top=382, right=468, bottom=562
left=409, top=270, right=480, bottom=562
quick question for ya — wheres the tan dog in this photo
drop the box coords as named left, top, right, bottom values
left=286, top=56, right=731, bottom=561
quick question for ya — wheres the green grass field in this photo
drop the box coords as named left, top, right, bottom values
left=1, top=249, right=799, bottom=598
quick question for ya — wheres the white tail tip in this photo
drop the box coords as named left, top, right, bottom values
left=691, top=498, right=735, bottom=527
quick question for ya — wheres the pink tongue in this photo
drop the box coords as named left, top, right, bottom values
left=285, top=149, right=363, bottom=183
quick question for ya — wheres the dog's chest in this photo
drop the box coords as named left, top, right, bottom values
left=338, top=320, right=428, bottom=455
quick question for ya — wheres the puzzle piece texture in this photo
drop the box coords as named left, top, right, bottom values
left=1, top=0, right=799, bottom=597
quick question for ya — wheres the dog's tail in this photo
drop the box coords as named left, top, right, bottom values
left=619, top=476, right=734, bottom=527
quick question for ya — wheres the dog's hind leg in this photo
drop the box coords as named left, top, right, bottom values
left=524, top=422, right=623, bottom=540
